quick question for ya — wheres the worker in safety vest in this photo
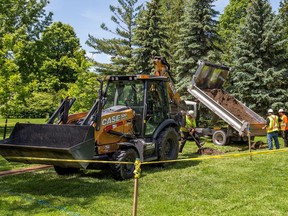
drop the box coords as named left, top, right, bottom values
left=278, top=109, right=288, bottom=147
left=262, top=109, right=280, bottom=150
left=179, top=110, right=203, bottom=153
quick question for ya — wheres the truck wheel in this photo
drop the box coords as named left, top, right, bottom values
left=110, top=148, right=138, bottom=180
left=54, top=166, right=80, bottom=176
left=212, top=130, right=228, bottom=146
left=157, top=127, right=179, bottom=162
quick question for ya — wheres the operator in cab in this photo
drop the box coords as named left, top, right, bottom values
left=179, top=110, right=203, bottom=153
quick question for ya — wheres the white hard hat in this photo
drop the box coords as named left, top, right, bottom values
left=188, top=110, right=194, bottom=116
left=268, top=109, right=274, bottom=113
left=278, top=109, right=284, bottom=113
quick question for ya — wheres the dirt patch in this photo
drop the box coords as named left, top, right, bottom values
left=203, top=89, right=259, bottom=123
left=251, top=141, right=267, bottom=149
left=0, top=165, right=51, bottom=177
left=197, top=147, right=224, bottom=155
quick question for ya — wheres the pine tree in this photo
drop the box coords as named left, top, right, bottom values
left=280, top=0, right=288, bottom=18
left=159, top=0, right=185, bottom=70
left=86, top=0, right=143, bottom=75
left=133, top=0, right=169, bottom=74
left=279, top=0, right=288, bottom=36
left=231, top=0, right=288, bottom=114
left=174, top=0, right=219, bottom=96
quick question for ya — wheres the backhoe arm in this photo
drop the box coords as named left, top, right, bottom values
left=153, top=56, right=181, bottom=105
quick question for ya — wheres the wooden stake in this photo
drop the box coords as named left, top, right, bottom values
left=132, top=159, right=141, bottom=216
left=248, top=124, right=252, bottom=160
left=133, top=177, right=139, bottom=216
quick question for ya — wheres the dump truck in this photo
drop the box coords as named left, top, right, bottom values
left=0, top=72, right=181, bottom=180
left=187, top=61, right=266, bottom=146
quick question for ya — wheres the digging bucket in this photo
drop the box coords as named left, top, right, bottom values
left=0, top=123, right=95, bottom=169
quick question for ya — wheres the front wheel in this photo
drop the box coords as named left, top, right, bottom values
left=157, top=127, right=179, bottom=163
left=110, top=148, right=138, bottom=180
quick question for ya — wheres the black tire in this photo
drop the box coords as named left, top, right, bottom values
left=212, top=130, right=228, bottom=146
left=110, top=148, right=138, bottom=180
left=54, top=166, right=80, bottom=176
left=157, top=127, right=179, bottom=162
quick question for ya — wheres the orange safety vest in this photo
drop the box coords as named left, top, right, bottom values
left=280, top=114, right=288, bottom=131
left=180, top=115, right=196, bottom=132
left=267, top=115, right=279, bottom=133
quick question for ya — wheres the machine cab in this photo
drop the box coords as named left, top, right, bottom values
left=103, top=75, right=170, bottom=137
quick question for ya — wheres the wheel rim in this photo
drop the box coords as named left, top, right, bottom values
left=213, top=131, right=226, bottom=145
left=215, top=134, right=224, bottom=143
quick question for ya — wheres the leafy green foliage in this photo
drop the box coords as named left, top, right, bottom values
left=0, top=30, right=29, bottom=117
left=0, top=0, right=53, bottom=118
left=159, top=0, right=185, bottom=71
left=37, top=22, right=86, bottom=92
left=19, top=92, right=57, bottom=118
left=0, top=0, right=52, bottom=40
left=133, top=0, right=169, bottom=74
left=280, top=0, right=288, bottom=42
left=174, top=0, right=219, bottom=96
left=231, top=0, right=288, bottom=115
left=67, top=71, right=99, bottom=113
left=0, top=1, right=92, bottom=118
left=280, top=0, right=288, bottom=18
left=218, top=0, right=251, bottom=64
left=1, top=0, right=287, bottom=118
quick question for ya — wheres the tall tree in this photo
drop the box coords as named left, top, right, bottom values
left=133, top=0, right=169, bottom=74
left=37, top=22, right=89, bottom=92
left=174, top=0, right=219, bottom=96
left=280, top=0, right=288, bottom=17
left=86, top=0, right=143, bottom=75
left=159, top=0, right=185, bottom=70
left=279, top=0, right=288, bottom=37
left=231, top=0, right=288, bottom=114
left=0, top=0, right=52, bottom=117
left=218, top=0, right=251, bottom=64
left=0, top=0, right=52, bottom=40
left=0, top=29, right=29, bottom=117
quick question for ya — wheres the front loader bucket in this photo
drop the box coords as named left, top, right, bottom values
left=0, top=123, right=95, bottom=169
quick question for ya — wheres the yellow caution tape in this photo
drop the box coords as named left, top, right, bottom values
left=5, top=157, right=133, bottom=164
left=133, top=159, right=141, bottom=179
left=5, top=148, right=288, bottom=165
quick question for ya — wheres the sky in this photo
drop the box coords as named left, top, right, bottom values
left=46, top=0, right=281, bottom=63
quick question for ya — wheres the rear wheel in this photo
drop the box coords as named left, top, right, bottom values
left=110, top=148, right=138, bottom=180
left=157, top=127, right=179, bottom=163
left=54, top=166, right=80, bottom=176
left=212, top=130, right=228, bottom=146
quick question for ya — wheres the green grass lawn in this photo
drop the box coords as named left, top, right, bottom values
left=1, top=133, right=287, bottom=216
left=0, top=118, right=46, bottom=139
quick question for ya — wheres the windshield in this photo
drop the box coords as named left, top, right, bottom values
left=104, top=81, right=144, bottom=109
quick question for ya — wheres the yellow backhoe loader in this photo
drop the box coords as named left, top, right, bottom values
left=0, top=59, right=182, bottom=180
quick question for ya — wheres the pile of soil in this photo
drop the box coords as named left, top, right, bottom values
left=203, top=89, right=259, bottom=123
left=251, top=141, right=267, bottom=150
left=197, top=147, right=224, bottom=155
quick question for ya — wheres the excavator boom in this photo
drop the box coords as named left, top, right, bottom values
left=153, top=56, right=181, bottom=105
